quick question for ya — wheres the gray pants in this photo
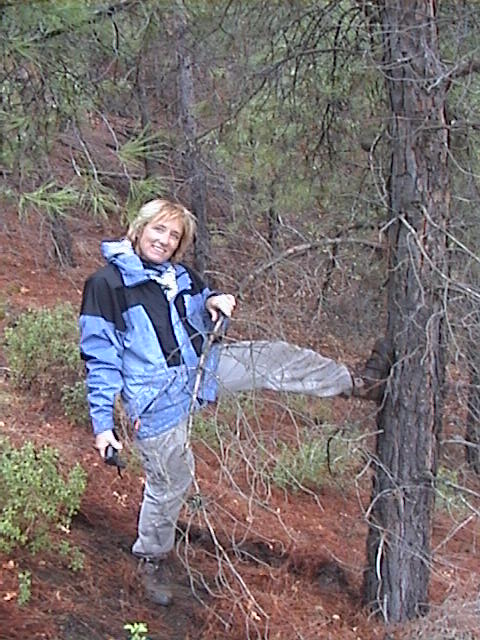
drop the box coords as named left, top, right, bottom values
left=217, top=340, right=352, bottom=397
left=131, top=340, right=352, bottom=560
left=132, top=420, right=194, bottom=560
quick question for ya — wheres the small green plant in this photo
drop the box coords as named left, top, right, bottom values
left=283, top=393, right=333, bottom=426
left=271, top=438, right=328, bottom=492
left=61, top=381, right=90, bottom=426
left=219, top=391, right=262, bottom=417
left=4, top=303, right=82, bottom=396
left=193, top=414, right=226, bottom=449
left=17, top=569, right=32, bottom=606
left=124, top=621, right=150, bottom=640
left=0, top=437, right=87, bottom=561
left=270, top=426, right=360, bottom=492
left=58, top=539, right=84, bottom=572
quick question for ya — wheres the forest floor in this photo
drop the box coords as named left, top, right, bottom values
left=0, top=204, right=480, bottom=640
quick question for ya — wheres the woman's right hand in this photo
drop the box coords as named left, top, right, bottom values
left=206, top=294, right=236, bottom=322
left=95, top=429, right=123, bottom=459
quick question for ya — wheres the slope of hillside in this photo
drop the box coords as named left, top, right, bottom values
left=0, top=201, right=479, bottom=640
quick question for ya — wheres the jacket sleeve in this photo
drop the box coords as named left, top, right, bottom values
left=79, top=272, right=125, bottom=435
left=184, top=265, right=219, bottom=331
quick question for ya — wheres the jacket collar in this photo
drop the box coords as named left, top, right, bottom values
left=101, top=239, right=191, bottom=291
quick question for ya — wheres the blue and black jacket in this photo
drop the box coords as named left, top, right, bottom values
left=79, top=239, right=219, bottom=440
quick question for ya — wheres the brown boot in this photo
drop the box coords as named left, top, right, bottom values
left=138, top=557, right=174, bottom=606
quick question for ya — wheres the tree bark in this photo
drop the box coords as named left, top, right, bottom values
left=465, top=343, right=480, bottom=473
left=267, top=179, right=280, bottom=252
left=363, top=1, right=450, bottom=622
left=135, top=57, right=156, bottom=179
left=175, top=2, right=209, bottom=277
left=49, top=214, right=75, bottom=267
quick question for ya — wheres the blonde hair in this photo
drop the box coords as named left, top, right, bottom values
left=126, top=199, right=197, bottom=262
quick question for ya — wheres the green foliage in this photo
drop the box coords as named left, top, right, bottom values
left=78, top=176, right=119, bottom=220
left=0, top=293, right=12, bottom=322
left=217, top=391, right=263, bottom=421
left=124, top=176, right=169, bottom=224
left=270, top=426, right=359, bottom=492
left=117, top=127, right=172, bottom=169
left=61, top=381, right=90, bottom=427
left=211, top=1, right=371, bottom=224
left=3, top=304, right=90, bottom=426
left=282, top=393, right=333, bottom=426
left=17, top=570, right=32, bottom=607
left=0, top=2, right=100, bottom=172
left=271, top=437, right=329, bottom=492
left=124, top=622, right=150, bottom=640
left=58, top=539, right=84, bottom=572
left=193, top=414, right=227, bottom=450
left=18, top=182, right=80, bottom=221
left=0, top=437, right=87, bottom=562
left=4, top=303, right=82, bottom=395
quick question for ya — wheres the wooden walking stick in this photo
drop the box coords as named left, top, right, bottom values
left=185, top=314, right=225, bottom=451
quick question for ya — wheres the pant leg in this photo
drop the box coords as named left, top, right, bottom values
left=132, top=419, right=194, bottom=560
left=216, top=340, right=353, bottom=397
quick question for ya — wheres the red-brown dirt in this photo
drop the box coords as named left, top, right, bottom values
left=1, top=205, right=480, bottom=640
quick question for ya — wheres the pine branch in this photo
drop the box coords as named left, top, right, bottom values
left=27, top=0, right=136, bottom=43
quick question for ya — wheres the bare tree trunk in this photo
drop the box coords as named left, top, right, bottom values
left=466, top=345, right=480, bottom=473
left=175, top=2, right=209, bottom=277
left=363, top=1, right=450, bottom=622
left=135, top=57, right=156, bottom=178
left=49, top=214, right=75, bottom=267
left=267, top=179, right=280, bottom=252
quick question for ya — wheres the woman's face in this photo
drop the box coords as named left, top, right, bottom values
left=137, top=215, right=184, bottom=264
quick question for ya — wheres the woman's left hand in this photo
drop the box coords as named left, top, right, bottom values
left=206, top=294, right=236, bottom=322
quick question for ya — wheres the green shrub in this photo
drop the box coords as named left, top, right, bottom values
left=4, top=303, right=82, bottom=394
left=215, top=391, right=263, bottom=420
left=193, top=414, right=227, bottom=450
left=61, top=380, right=90, bottom=426
left=58, top=539, right=84, bottom=572
left=0, top=437, right=87, bottom=566
left=3, top=304, right=91, bottom=426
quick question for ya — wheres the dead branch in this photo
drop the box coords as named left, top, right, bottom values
left=450, top=58, right=480, bottom=80
left=237, top=237, right=382, bottom=297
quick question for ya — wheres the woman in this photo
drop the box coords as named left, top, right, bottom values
left=79, top=198, right=235, bottom=606
left=80, top=198, right=371, bottom=607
